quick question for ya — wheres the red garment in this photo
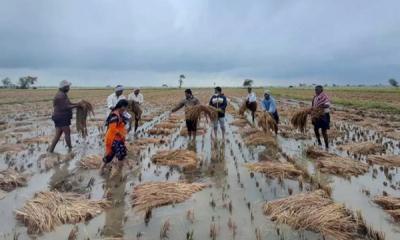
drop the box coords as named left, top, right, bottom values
left=312, top=92, right=330, bottom=108
left=104, top=111, right=127, bottom=156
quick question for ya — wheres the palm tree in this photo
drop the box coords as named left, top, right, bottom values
left=179, top=74, right=185, bottom=88
left=243, top=79, right=253, bottom=87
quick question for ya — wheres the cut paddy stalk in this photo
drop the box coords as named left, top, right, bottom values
left=76, top=100, right=94, bottom=137
left=15, top=191, right=110, bottom=234
left=257, top=111, right=277, bottom=134
left=373, top=195, right=400, bottom=222
left=316, top=156, right=369, bottom=178
left=338, top=142, right=385, bottom=155
left=79, top=155, right=103, bottom=169
left=186, top=104, right=218, bottom=122
left=131, top=182, right=207, bottom=212
left=0, top=169, right=28, bottom=192
left=367, top=155, right=400, bottom=167
left=151, top=149, right=198, bottom=170
left=245, top=161, right=303, bottom=180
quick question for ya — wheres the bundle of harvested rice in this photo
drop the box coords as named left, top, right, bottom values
left=0, top=169, right=28, bottom=192
left=38, top=152, right=75, bottom=170
left=230, top=118, right=248, bottom=127
left=290, top=108, right=311, bottom=132
left=16, top=191, right=110, bottom=234
left=186, top=105, right=218, bottom=122
left=257, top=112, right=277, bottom=133
left=76, top=100, right=94, bottom=137
left=154, top=123, right=179, bottom=129
left=147, top=128, right=174, bottom=135
left=373, top=195, right=400, bottom=222
left=239, top=128, right=259, bottom=137
left=152, top=149, right=198, bottom=170
left=22, top=135, right=52, bottom=144
left=338, top=142, right=385, bottom=155
left=238, top=101, right=247, bottom=115
left=368, top=155, right=400, bottom=167
left=264, top=190, right=378, bottom=240
left=316, top=156, right=368, bottom=178
left=305, top=146, right=333, bottom=159
left=0, top=144, right=26, bottom=154
left=310, top=107, right=324, bottom=124
left=180, top=127, right=205, bottom=136
left=245, top=162, right=303, bottom=180
left=141, top=115, right=154, bottom=122
left=132, top=182, right=207, bottom=211
left=128, top=100, right=143, bottom=119
left=244, top=131, right=277, bottom=148
left=135, top=138, right=167, bottom=146
left=79, top=155, right=102, bottom=169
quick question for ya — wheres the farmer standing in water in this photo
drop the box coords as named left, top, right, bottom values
left=209, top=86, right=227, bottom=140
left=128, top=88, right=144, bottom=132
left=261, top=89, right=279, bottom=134
left=171, top=89, right=200, bottom=140
left=48, top=80, right=79, bottom=153
left=312, top=85, right=331, bottom=149
left=246, top=87, right=257, bottom=123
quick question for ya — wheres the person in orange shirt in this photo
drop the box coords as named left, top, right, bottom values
left=101, top=99, right=129, bottom=173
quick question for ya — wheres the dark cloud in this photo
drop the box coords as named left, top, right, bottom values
left=0, top=0, right=399, bottom=86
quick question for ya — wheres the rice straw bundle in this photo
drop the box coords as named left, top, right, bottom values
left=245, top=162, right=303, bottom=180
left=186, top=105, right=218, bottom=122
left=132, top=182, right=207, bottom=212
left=368, top=155, right=400, bottom=167
left=151, top=149, right=198, bottom=170
left=239, top=128, right=259, bottom=137
left=76, top=100, right=94, bottom=137
left=305, top=146, right=333, bottom=159
left=338, top=142, right=385, bottom=155
left=22, top=135, right=52, bottom=144
left=230, top=118, right=248, bottom=127
left=38, top=152, right=75, bottom=170
left=244, top=131, right=277, bottom=148
left=180, top=127, right=205, bottom=136
left=154, top=123, right=179, bottom=129
left=257, top=112, right=277, bottom=133
left=147, top=128, right=174, bottom=135
left=0, top=144, right=26, bottom=154
left=373, top=195, right=400, bottom=222
left=79, top=155, right=102, bottom=169
left=128, top=100, right=143, bottom=119
left=238, top=101, right=247, bottom=115
left=290, top=108, right=311, bottom=132
left=141, top=115, right=154, bottom=122
left=264, top=190, right=378, bottom=240
left=15, top=191, right=110, bottom=234
left=316, top=156, right=369, bottom=178
left=135, top=138, right=167, bottom=146
left=310, top=107, right=324, bottom=124
left=0, top=169, right=28, bottom=192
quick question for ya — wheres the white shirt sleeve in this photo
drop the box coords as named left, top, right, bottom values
left=107, top=94, right=114, bottom=109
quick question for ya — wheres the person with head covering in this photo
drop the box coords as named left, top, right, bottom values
left=48, top=80, right=79, bottom=153
left=261, top=89, right=279, bottom=134
left=128, top=88, right=144, bottom=132
left=246, top=87, right=257, bottom=122
left=171, top=88, right=200, bottom=140
left=209, top=86, right=227, bottom=139
left=101, top=99, right=130, bottom=173
left=106, top=85, right=132, bottom=132
left=312, top=85, right=331, bottom=149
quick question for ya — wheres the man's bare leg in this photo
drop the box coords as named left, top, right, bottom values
left=322, top=129, right=329, bottom=149
left=48, top=128, right=63, bottom=153
left=62, top=126, right=72, bottom=152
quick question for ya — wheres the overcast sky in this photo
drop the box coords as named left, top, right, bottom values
left=0, top=0, right=399, bottom=87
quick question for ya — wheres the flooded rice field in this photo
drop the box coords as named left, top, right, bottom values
left=0, top=88, right=400, bottom=240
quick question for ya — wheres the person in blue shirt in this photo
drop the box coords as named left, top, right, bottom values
left=209, top=86, right=227, bottom=139
left=261, top=89, right=279, bottom=134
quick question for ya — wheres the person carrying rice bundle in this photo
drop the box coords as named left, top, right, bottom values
left=48, top=80, right=79, bottom=153
left=128, top=88, right=144, bottom=132
left=101, top=99, right=129, bottom=173
left=246, top=87, right=257, bottom=123
left=209, top=86, right=227, bottom=139
left=312, top=85, right=331, bottom=149
left=171, top=89, right=200, bottom=140
left=261, top=89, right=279, bottom=134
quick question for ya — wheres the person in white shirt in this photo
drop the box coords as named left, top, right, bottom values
left=106, top=85, right=132, bottom=132
left=128, top=88, right=144, bottom=132
left=246, top=87, right=257, bottom=123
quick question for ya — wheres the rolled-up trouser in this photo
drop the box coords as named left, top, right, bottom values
left=213, top=117, right=225, bottom=131
left=103, top=140, right=127, bottom=163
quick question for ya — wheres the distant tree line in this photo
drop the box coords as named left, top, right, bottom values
left=1, top=76, right=38, bottom=89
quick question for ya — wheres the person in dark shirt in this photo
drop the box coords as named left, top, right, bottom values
left=48, top=80, right=79, bottom=153
left=209, top=86, right=227, bottom=139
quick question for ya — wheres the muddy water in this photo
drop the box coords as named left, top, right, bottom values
left=1, top=101, right=400, bottom=240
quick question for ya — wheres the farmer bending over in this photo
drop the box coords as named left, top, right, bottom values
left=209, top=86, right=227, bottom=139
left=171, top=89, right=200, bottom=140
left=48, top=80, right=79, bottom=153
left=128, top=88, right=144, bottom=132
left=312, top=85, right=331, bottom=149
left=261, top=89, right=279, bottom=134
left=101, top=99, right=129, bottom=173
left=246, top=87, right=257, bottom=123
